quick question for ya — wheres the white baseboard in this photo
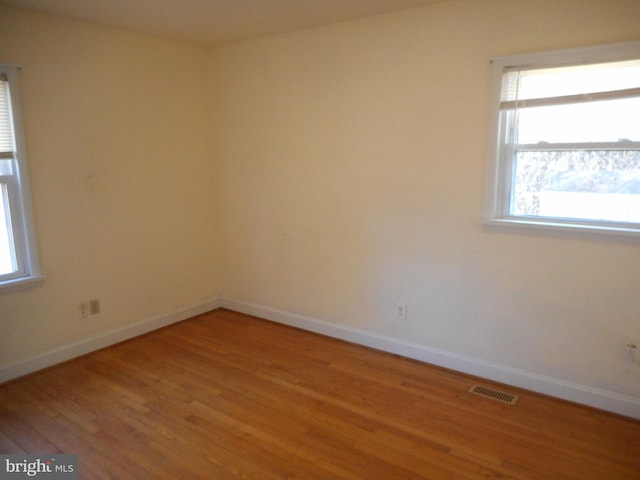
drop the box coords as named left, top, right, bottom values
left=0, top=297, right=221, bottom=384
left=219, top=297, right=640, bottom=420
left=3, top=295, right=638, bottom=420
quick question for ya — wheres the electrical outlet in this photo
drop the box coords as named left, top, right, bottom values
left=78, top=299, right=100, bottom=318
left=395, top=302, right=407, bottom=321
left=624, top=344, right=638, bottom=365
left=89, top=299, right=100, bottom=315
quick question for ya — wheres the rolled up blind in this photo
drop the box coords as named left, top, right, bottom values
left=0, top=75, right=14, bottom=158
left=500, top=59, right=640, bottom=109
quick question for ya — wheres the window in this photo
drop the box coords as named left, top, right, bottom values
left=0, top=63, right=43, bottom=291
left=485, top=41, right=640, bottom=236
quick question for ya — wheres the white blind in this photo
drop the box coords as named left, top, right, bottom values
left=0, top=75, right=14, bottom=155
left=500, top=59, right=640, bottom=109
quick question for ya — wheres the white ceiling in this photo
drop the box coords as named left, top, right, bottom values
left=1, top=0, right=447, bottom=47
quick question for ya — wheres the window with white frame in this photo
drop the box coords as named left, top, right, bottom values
left=0, top=63, right=43, bottom=291
left=485, top=41, right=640, bottom=236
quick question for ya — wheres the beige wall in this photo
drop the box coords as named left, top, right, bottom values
left=1, top=0, right=639, bottom=404
left=0, top=6, right=221, bottom=364
left=210, top=0, right=640, bottom=397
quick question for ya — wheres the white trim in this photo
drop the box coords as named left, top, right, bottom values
left=0, top=273, right=45, bottom=293
left=0, top=297, right=221, bottom=384
left=0, top=63, right=43, bottom=285
left=500, top=86, right=640, bottom=109
left=490, top=40, right=640, bottom=69
left=482, top=218, right=640, bottom=240
left=219, top=297, right=640, bottom=420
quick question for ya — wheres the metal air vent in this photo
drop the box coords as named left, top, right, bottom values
left=469, top=384, right=519, bottom=405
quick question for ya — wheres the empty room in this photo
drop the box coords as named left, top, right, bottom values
left=1, top=0, right=639, bottom=478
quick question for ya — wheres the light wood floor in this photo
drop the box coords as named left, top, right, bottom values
left=1, top=309, right=639, bottom=479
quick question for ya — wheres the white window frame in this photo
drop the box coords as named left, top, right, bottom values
left=0, top=63, right=44, bottom=292
left=484, top=41, right=640, bottom=238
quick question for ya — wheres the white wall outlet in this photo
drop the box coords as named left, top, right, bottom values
left=395, top=302, right=407, bottom=321
left=78, top=302, right=88, bottom=318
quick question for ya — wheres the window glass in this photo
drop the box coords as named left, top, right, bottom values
left=0, top=184, right=15, bottom=275
left=512, top=150, right=640, bottom=222
left=516, top=98, right=640, bottom=144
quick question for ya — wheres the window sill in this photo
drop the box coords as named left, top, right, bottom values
left=482, top=218, right=640, bottom=241
left=0, top=274, right=46, bottom=294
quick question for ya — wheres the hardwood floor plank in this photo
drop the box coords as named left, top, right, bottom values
left=1, top=308, right=638, bottom=479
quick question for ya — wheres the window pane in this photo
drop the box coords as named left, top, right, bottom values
left=0, top=159, right=13, bottom=175
left=0, top=183, right=16, bottom=275
left=516, top=97, right=640, bottom=144
left=512, top=150, right=640, bottom=223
